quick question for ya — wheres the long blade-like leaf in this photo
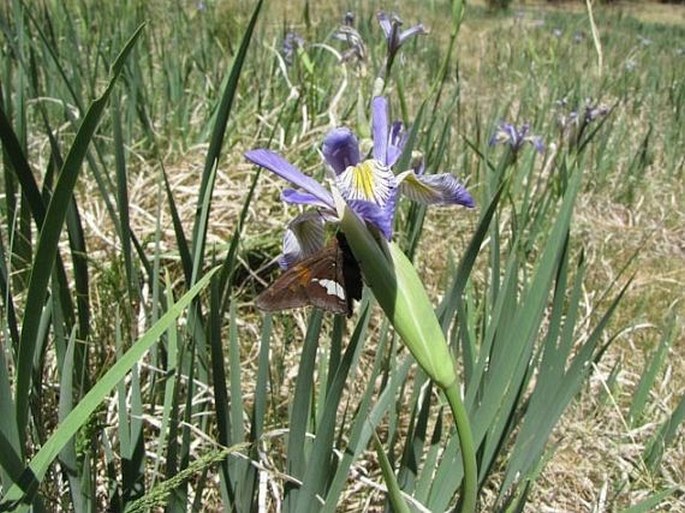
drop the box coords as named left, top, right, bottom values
left=0, top=266, right=218, bottom=510
left=14, top=23, right=145, bottom=450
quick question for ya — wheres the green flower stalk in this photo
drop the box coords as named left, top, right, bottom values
left=246, top=95, right=477, bottom=511
left=336, top=191, right=478, bottom=513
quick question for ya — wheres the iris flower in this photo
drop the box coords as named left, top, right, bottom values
left=333, top=24, right=366, bottom=63
left=245, top=96, right=473, bottom=268
left=489, top=122, right=544, bottom=154
left=282, top=31, right=304, bottom=66
left=377, top=12, right=427, bottom=58
left=556, top=99, right=610, bottom=150
left=377, top=12, right=427, bottom=76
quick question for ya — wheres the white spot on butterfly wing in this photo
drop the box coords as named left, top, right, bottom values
left=313, top=278, right=346, bottom=301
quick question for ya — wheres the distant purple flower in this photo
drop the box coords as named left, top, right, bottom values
left=282, top=31, right=304, bottom=66
left=552, top=28, right=563, bottom=38
left=490, top=122, right=544, bottom=154
left=246, top=97, right=473, bottom=267
left=334, top=24, right=366, bottom=62
left=557, top=98, right=610, bottom=149
left=584, top=104, right=609, bottom=123
left=558, top=98, right=609, bottom=127
left=377, top=12, right=427, bottom=75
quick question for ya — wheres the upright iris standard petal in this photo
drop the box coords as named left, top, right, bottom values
left=377, top=11, right=396, bottom=40
left=387, top=121, right=407, bottom=167
left=322, top=128, right=361, bottom=174
left=397, top=171, right=475, bottom=207
left=246, top=149, right=335, bottom=208
left=278, top=211, right=325, bottom=269
left=372, top=96, right=389, bottom=164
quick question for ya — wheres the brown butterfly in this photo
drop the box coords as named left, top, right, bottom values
left=255, top=232, right=363, bottom=317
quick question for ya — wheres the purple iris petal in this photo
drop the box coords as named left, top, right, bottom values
left=399, top=172, right=475, bottom=207
left=372, top=96, right=389, bottom=164
left=246, top=149, right=334, bottom=208
left=490, top=122, right=544, bottom=154
left=377, top=11, right=395, bottom=39
left=347, top=197, right=396, bottom=240
left=398, top=23, right=427, bottom=45
left=278, top=212, right=325, bottom=269
left=247, top=94, right=475, bottom=250
left=322, top=127, right=361, bottom=174
left=387, top=121, right=407, bottom=167
left=377, top=11, right=427, bottom=63
left=509, top=123, right=525, bottom=147
left=530, top=137, right=545, bottom=154
left=335, top=159, right=396, bottom=210
left=282, top=31, right=304, bottom=66
left=281, top=189, right=331, bottom=209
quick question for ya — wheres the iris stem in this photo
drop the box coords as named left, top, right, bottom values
left=444, top=380, right=477, bottom=513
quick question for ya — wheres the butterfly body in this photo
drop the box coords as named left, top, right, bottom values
left=256, top=233, right=362, bottom=317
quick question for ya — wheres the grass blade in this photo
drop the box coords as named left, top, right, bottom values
left=0, top=266, right=218, bottom=510
left=14, top=23, right=145, bottom=450
left=189, top=0, right=263, bottom=285
left=283, top=309, right=323, bottom=510
left=644, top=392, right=685, bottom=472
left=372, top=430, right=412, bottom=513
left=619, top=487, right=679, bottom=513
left=298, top=311, right=367, bottom=513
left=208, top=275, right=234, bottom=506
left=628, top=316, right=675, bottom=427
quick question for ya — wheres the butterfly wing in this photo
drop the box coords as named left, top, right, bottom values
left=337, top=233, right=363, bottom=316
left=255, top=243, right=349, bottom=315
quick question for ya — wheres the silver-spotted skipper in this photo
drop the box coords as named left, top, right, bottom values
left=256, top=232, right=363, bottom=317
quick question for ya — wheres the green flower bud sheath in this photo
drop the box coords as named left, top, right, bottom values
left=336, top=194, right=478, bottom=513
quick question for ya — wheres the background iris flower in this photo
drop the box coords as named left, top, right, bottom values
left=377, top=11, right=427, bottom=77
left=245, top=96, right=474, bottom=268
left=490, top=121, right=545, bottom=154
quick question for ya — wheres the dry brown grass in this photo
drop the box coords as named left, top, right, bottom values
left=65, top=2, right=685, bottom=511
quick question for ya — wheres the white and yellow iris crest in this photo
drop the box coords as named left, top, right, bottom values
left=339, top=159, right=394, bottom=206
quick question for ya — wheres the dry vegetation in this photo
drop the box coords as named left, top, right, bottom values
left=3, top=0, right=683, bottom=511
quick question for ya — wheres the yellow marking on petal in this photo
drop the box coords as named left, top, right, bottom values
left=338, top=159, right=394, bottom=206
left=352, top=161, right=377, bottom=200
left=399, top=171, right=440, bottom=202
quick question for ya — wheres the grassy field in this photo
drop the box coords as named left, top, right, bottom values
left=0, top=0, right=683, bottom=511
